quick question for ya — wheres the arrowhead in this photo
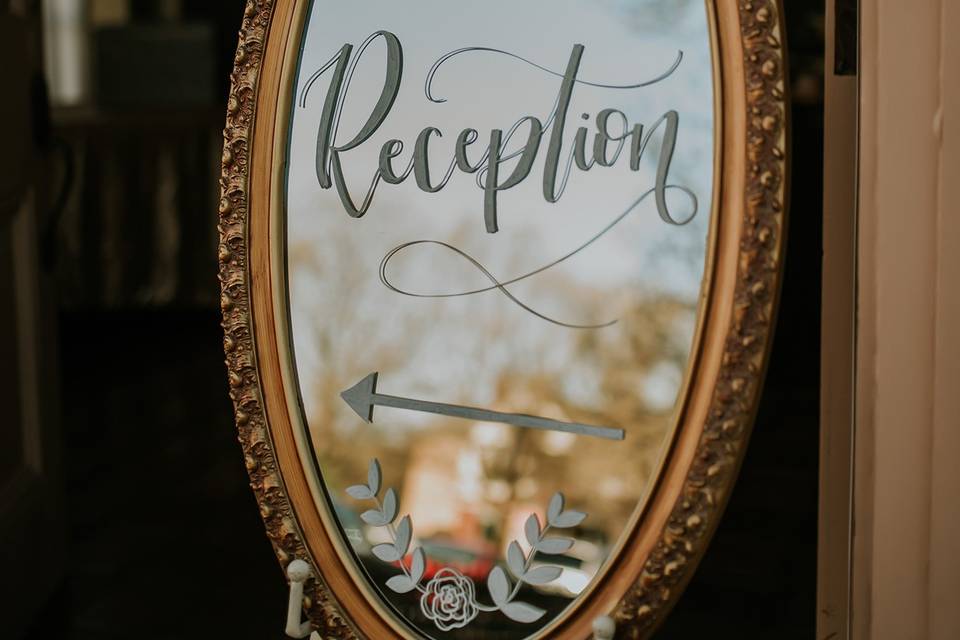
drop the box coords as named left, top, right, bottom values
left=340, top=372, right=379, bottom=422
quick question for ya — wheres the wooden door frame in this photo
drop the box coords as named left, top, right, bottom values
left=820, top=1, right=960, bottom=639
left=854, top=1, right=960, bottom=639
left=818, top=0, right=857, bottom=637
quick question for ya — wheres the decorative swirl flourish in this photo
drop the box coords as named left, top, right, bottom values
left=378, top=185, right=697, bottom=329
left=298, top=47, right=342, bottom=108
left=425, top=46, right=683, bottom=104
left=382, top=239, right=614, bottom=330
left=298, top=31, right=391, bottom=108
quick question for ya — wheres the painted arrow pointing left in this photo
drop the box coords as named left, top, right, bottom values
left=340, top=372, right=625, bottom=442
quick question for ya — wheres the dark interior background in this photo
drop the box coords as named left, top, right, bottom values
left=24, top=2, right=824, bottom=638
left=658, top=2, right=824, bottom=636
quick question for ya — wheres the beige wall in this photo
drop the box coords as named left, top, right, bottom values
left=854, top=1, right=960, bottom=639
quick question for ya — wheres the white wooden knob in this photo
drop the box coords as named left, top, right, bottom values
left=287, top=559, right=312, bottom=583
left=592, top=615, right=616, bottom=639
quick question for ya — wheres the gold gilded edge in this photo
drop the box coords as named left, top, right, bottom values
left=218, top=0, right=789, bottom=637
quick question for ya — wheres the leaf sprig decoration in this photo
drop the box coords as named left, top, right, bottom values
left=345, top=461, right=590, bottom=629
left=346, top=459, right=426, bottom=594
left=485, top=491, right=585, bottom=623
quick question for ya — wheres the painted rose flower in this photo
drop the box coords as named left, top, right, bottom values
left=419, top=568, right=479, bottom=631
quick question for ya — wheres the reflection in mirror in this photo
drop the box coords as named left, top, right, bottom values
left=285, top=1, right=715, bottom=637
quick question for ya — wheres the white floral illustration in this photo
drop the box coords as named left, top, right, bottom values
left=419, top=567, right=479, bottom=631
left=345, top=458, right=588, bottom=632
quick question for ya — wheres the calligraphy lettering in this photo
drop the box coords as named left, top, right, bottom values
left=305, top=31, right=694, bottom=233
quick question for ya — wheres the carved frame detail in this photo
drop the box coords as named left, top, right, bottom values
left=217, top=1, right=788, bottom=638
left=611, top=2, right=788, bottom=635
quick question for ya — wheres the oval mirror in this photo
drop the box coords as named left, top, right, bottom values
left=218, top=1, right=787, bottom=638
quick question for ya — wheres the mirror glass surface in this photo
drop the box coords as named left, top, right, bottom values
left=285, top=1, right=715, bottom=637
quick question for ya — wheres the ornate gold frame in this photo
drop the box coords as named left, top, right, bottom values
left=218, top=1, right=788, bottom=637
